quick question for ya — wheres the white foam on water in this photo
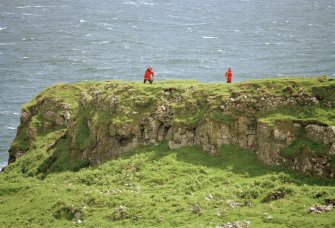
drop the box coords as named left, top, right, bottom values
left=124, top=2, right=139, bottom=7
left=0, top=27, right=7, bottom=31
left=80, top=19, right=87, bottom=23
left=17, top=6, right=32, bottom=8
left=97, top=66, right=114, bottom=70
left=6, top=126, right=16, bottom=130
left=202, top=36, right=218, bottom=39
left=0, top=42, right=15, bottom=46
left=124, top=1, right=155, bottom=7
left=13, top=113, right=19, bottom=115
left=17, top=5, right=46, bottom=9
left=92, top=41, right=110, bottom=45
left=22, top=13, right=41, bottom=16
left=0, top=162, right=8, bottom=171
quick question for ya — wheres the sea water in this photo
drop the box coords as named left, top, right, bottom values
left=1, top=0, right=334, bottom=169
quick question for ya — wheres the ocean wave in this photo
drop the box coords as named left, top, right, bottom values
left=42, top=57, right=85, bottom=65
left=123, top=1, right=155, bottom=7
left=17, top=5, right=47, bottom=9
left=0, top=111, right=19, bottom=115
left=0, top=27, right=7, bottom=31
left=0, top=162, right=8, bottom=171
left=91, top=40, right=110, bottom=45
left=80, top=66, right=115, bottom=72
left=202, top=36, right=219, bottom=39
left=0, top=42, right=15, bottom=46
left=21, top=13, right=42, bottom=17
left=22, top=38, right=36, bottom=41
left=166, top=58, right=201, bottom=65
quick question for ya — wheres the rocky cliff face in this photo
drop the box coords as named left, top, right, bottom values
left=8, top=77, right=335, bottom=177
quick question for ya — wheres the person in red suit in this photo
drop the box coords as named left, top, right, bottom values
left=225, top=67, right=232, bottom=83
left=144, top=66, right=155, bottom=84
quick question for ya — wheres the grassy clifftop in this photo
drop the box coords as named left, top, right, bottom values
left=21, top=76, right=335, bottom=127
left=1, top=76, right=335, bottom=227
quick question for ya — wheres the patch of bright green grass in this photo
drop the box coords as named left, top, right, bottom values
left=259, top=106, right=335, bottom=127
left=174, top=106, right=207, bottom=126
left=22, top=82, right=94, bottom=112
left=211, top=111, right=234, bottom=124
left=1, top=143, right=335, bottom=227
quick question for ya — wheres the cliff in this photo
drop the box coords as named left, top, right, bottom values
left=7, top=76, right=335, bottom=177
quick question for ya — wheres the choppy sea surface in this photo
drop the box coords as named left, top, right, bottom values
left=1, top=0, right=334, bottom=169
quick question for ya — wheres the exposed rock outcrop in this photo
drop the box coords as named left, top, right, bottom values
left=8, top=77, right=335, bottom=177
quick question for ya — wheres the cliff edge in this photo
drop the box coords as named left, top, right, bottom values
left=6, top=76, right=335, bottom=177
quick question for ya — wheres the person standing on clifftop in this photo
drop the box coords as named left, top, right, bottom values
left=225, top=67, right=232, bottom=83
left=144, top=66, right=155, bottom=84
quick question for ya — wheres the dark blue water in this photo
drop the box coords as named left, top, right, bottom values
left=1, top=0, right=335, bottom=169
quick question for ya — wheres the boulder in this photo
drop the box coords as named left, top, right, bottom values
left=305, top=124, right=326, bottom=143
left=43, top=111, right=65, bottom=126
left=325, top=126, right=335, bottom=144
left=329, top=144, right=335, bottom=156
left=192, top=204, right=201, bottom=214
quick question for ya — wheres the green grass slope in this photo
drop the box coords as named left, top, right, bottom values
left=1, top=143, right=335, bottom=227
left=2, top=76, right=335, bottom=227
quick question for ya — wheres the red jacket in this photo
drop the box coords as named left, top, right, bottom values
left=225, top=68, right=232, bottom=82
left=144, top=68, right=154, bottom=80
